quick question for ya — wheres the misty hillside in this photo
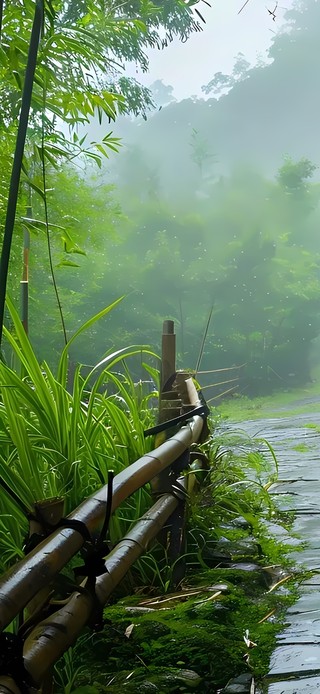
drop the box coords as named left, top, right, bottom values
left=96, top=0, right=320, bottom=197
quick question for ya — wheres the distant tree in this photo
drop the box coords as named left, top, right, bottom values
left=149, top=80, right=176, bottom=108
left=189, top=128, right=216, bottom=178
left=277, top=157, right=317, bottom=194
left=202, top=52, right=251, bottom=97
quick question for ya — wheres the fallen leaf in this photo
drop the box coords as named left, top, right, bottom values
left=125, top=624, right=135, bottom=638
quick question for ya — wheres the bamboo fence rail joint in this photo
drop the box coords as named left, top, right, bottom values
left=144, top=402, right=209, bottom=438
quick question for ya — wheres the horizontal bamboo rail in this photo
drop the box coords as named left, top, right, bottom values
left=0, top=409, right=203, bottom=631
left=23, top=488, right=184, bottom=684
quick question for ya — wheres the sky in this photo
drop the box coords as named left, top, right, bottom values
left=129, top=0, right=295, bottom=100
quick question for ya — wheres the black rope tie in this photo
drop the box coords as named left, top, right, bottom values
left=22, top=472, right=114, bottom=632
left=74, top=471, right=114, bottom=581
left=24, top=471, right=114, bottom=556
left=73, top=471, right=114, bottom=631
left=144, top=403, right=209, bottom=438
left=23, top=513, right=92, bottom=555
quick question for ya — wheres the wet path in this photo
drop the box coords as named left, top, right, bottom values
left=241, top=408, right=320, bottom=693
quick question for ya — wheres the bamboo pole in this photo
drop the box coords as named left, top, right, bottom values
left=0, top=678, right=21, bottom=694
left=25, top=498, right=65, bottom=623
left=0, top=416, right=203, bottom=631
left=161, top=319, right=176, bottom=391
left=23, top=492, right=181, bottom=686
left=0, top=0, right=43, bottom=347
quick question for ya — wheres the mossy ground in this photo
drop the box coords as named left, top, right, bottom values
left=55, top=520, right=300, bottom=694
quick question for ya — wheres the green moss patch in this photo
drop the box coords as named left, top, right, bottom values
left=58, top=563, right=296, bottom=694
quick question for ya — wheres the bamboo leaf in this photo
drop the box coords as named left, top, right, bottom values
left=57, top=297, right=125, bottom=385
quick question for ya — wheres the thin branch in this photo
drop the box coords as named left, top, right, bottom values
left=197, top=364, right=246, bottom=374
left=238, top=0, right=251, bottom=14
left=195, top=304, right=214, bottom=376
left=199, top=377, right=239, bottom=391
left=41, top=100, right=68, bottom=346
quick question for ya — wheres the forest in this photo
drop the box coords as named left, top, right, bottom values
left=0, top=0, right=319, bottom=692
left=2, top=0, right=319, bottom=396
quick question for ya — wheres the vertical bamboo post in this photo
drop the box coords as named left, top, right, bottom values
left=152, top=320, right=178, bottom=509
left=153, top=321, right=190, bottom=589
left=158, top=320, right=180, bottom=424
left=161, top=319, right=176, bottom=391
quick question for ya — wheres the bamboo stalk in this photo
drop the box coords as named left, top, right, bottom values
left=0, top=415, right=204, bottom=631
left=0, top=0, right=43, bottom=347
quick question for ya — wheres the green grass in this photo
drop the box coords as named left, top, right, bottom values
left=0, top=296, right=159, bottom=573
left=215, top=378, right=320, bottom=422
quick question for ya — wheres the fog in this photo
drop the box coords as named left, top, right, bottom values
left=29, top=0, right=320, bottom=396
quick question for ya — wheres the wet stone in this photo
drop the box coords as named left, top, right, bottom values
left=237, top=408, right=320, bottom=692
left=271, top=496, right=320, bottom=513
left=301, top=573, right=320, bottom=586
left=228, top=562, right=260, bottom=572
left=292, top=515, right=320, bottom=535
left=259, top=519, right=301, bottom=546
left=231, top=516, right=252, bottom=530
left=268, top=644, right=320, bottom=677
left=287, top=593, right=320, bottom=616
left=214, top=536, right=259, bottom=560
left=303, top=536, right=320, bottom=550
left=277, top=623, right=320, bottom=645
left=286, top=481, right=320, bottom=498
left=221, top=672, right=253, bottom=693
left=265, top=675, right=320, bottom=692
left=289, top=549, right=320, bottom=569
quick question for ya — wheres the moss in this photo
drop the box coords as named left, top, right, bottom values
left=305, top=423, right=320, bottom=432
left=59, top=562, right=295, bottom=693
left=291, top=443, right=310, bottom=452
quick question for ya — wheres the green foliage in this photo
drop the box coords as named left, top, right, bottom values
left=79, top=151, right=319, bottom=395
left=0, top=296, right=159, bottom=570
left=0, top=0, right=207, bottom=156
left=0, top=0, right=209, bottom=336
left=15, top=150, right=320, bottom=395
left=50, top=418, right=296, bottom=693
left=277, top=157, right=317, bottom=194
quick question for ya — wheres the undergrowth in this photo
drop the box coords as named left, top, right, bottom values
left=53, top=423, right=301, bottom=693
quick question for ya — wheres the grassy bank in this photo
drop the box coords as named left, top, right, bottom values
left=215, top=378, right=320, bottom=422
